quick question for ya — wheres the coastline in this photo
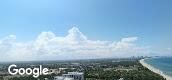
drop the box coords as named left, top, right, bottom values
left=139, top=58, right=172, bottom=80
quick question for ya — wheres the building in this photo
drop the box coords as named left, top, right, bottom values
left=63, top=72, right=84, bottom=80
left=54, top=76, right=74, bottom=80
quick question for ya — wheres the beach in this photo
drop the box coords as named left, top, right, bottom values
left=139, top=58, right=172, bottom=80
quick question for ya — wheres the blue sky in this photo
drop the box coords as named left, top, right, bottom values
left=0, top=0, right=172, bottom=60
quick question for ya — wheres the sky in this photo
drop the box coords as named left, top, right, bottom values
left=0, top=0, right=172, bottom=61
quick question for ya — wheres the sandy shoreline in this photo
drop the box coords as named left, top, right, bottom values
left=139, top=58, right=172, bottom=80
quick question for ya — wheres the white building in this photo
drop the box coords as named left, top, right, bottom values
left=54, top=76, right=74, bottom=80
left=62, top=72, right=84, bottom=80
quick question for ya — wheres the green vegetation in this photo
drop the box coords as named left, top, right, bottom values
left=84, top=61, right=165, bottom=80
left=1, top=58, right=166, bottom=80
left=8, top=75, right=55, bottom=80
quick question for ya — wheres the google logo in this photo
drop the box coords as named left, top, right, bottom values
left=8, top=64, right=49, bottom=78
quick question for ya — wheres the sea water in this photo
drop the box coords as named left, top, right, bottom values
left=144, top=57, right=172, bottom=76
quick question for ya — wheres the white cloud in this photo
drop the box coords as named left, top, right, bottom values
left=0, top=27, right=150, bottom=61
left=167, top=48, right=172, bottom=50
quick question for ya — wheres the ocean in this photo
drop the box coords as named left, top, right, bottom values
left=144, top=57, right=172, bottom=76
